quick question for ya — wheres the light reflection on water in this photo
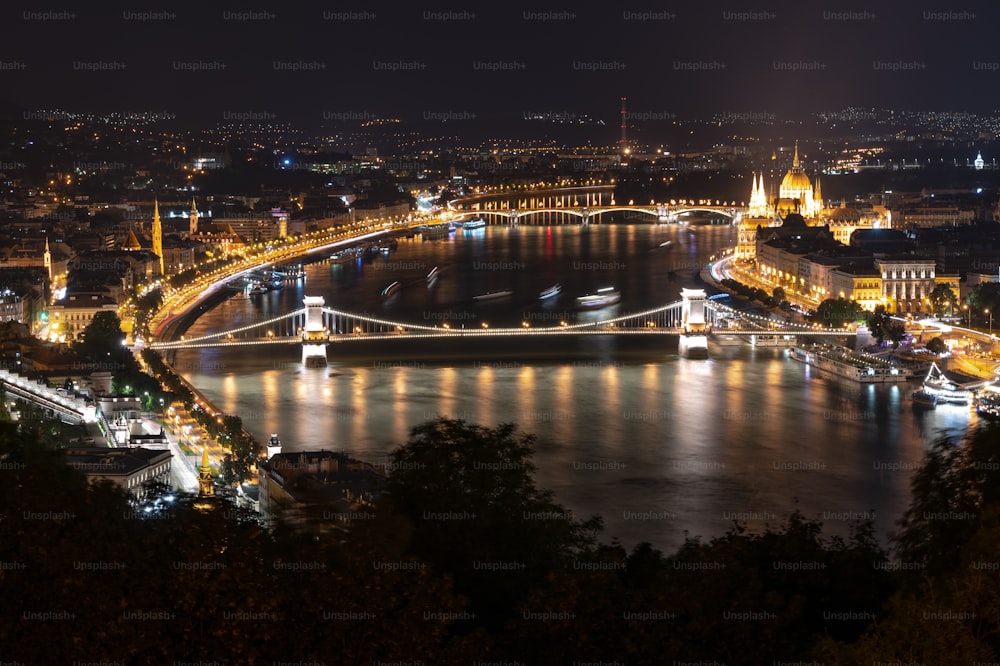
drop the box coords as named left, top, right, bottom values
left=175, top=225, right=975, bottom=551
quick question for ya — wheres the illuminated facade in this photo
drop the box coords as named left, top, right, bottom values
left=875, top=257, right=936, bottom=314
left=152, top=199, right=164, bottom=276
left=775, top=143, right=822, bottom=218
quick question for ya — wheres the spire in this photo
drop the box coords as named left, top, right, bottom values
left=152, top=198, right=164, bottom=276
left=792, top=141, right=800, bottom=169
left=189, top=197, right=199, bottom=236
left=43, top=236, right=51, bottom=279
left=198, top=447, right=214, bottom=497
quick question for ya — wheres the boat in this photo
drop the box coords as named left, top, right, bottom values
left=381, top=281, right=401, bottom=298
left=421, top=224, right=451, bottom=239
left=577, top=287, right=621, bottom=309
left=248, top=284, right=269, bottom=295
left=330, top=247, right=362, bottom=263
left=788, top=344, right=908, bottom=383
left=911, top=389, right=938, bottom=409
left=920, top=362, right=985, bottom=406
left=539, top=284, right=562, bottom=300
left=473, top=290, right=513, bottom=301
left=463, top=218, right=487, bottom=230
left=427, top=266, right=439, bottom=282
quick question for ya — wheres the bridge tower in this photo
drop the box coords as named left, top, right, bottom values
left=679, top=288, right=709, bottom=359
left=301, top=296, right=329, bottom=367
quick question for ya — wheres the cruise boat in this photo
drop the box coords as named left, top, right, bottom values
left=788, top=344, right=908, bottom=383
left=420, top=224, right=451, bottom=239
left=248, top=284, right=269, bottom=295
left=539, top=284, right=562, bottom=300
left=381, top=281, right=401, bottom=298
left=976, top=384, right=1000, bottom=417
left=463, top=218, right=487, bottom=230
left=921, top=362, right=985, bottom=406
left=577, top=287, right=621, bottom=309
left=330, top=247, right=362, bottom=263
left=473, top=290, right=513, bottom=301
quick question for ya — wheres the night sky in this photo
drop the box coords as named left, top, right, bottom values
left=2, top=1, right=999, bottom=134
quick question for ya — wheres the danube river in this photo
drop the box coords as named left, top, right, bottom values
left=173, top=223, right=973, bottom=552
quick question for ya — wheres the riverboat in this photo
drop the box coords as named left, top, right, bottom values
left=921, top=362, right=985, bottom=406
left=788, top=345, right=908, bottom=383
left=539, top=284, right=562, bottom=300
left=911, top=390, right=938, bottom=409
left=577, top=287, right=621, bottom=309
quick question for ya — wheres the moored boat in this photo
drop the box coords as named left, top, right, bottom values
left=911, top=389, right=938, bottom=409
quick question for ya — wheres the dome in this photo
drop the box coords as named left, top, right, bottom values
left=780, top=168, right=812, bottom=193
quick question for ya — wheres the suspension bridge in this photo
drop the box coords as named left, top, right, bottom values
left=148, top=291, right=856, bottom=365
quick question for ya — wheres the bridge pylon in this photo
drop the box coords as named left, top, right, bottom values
left=301, top=296, right=329, bottom=367
left=679, top=288, right=709, bottom=359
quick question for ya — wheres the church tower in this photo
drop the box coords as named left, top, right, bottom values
left=43, top=237, right=51, bottom=279
left=748, top=172, right=770, bottom=218
left=152, top=199, right=164, bottom=276
left=198, top=448, right=215, bottom=497
left=189, top=198, right=199, bottom=236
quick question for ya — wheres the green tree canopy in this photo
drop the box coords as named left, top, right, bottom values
left=810, top=298, right=866, bottom=328
left=928, top=284, right=957, bottom=317
left=865, top=305, right=907, bottom=347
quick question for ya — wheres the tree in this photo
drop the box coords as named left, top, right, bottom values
left=819, top=427, right=1000, bottom=664
left=810, top=298, right=865, bottom=328
left=967, top=282, right=1000, bottom=315
left=928, top=284, right=957, bottom=317
left=925, top=336, right=947, bottom=354
left=380, top=418, right=603, bottom=629
left=866, top=305, right=906, bottom=348
left=73, top=311, right=127, bottom=358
